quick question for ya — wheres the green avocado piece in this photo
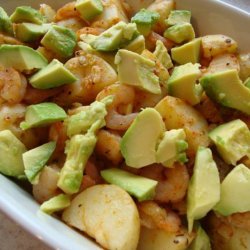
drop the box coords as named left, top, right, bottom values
left=124, top=35, right=145, bottom=54
left=80, top=33, right=98, bottom=44
left=209, top=119, right=250, bottom=165
left=90, top=21, right=138, bottom=51
left=57, top=131, right=97, bottom=194
left=101, top=168, right=158, bottom=201
left=168, top=63, right=202, bottom=105
left=115, top=49, right=160, bottom=94
left=153, top=40, right=173, bottom=69
left=166, top=10, right=191, bottom=26
left=156, top=129, right=188, bottom=167
left=121, top=108, right=165, bottom=168
left=20, top=103, right=67, bottom=130
left=76, top=0, right=103, bottom=21
left=0, top=7, right=13, bottom=35
left=188, top=225, right=211, bottom=250
left=0, top=45, right=48, bottom=71
left=0, top=130, right=27, bottom=178
left=214, top=164, right=250, bottom=216
left=66, top=96, right=113, bottom=137
left=164, top=23, right=195, bottom=44
left=171, top=38, right=201, bottom=65
left=10, top=6, right=45, bottom=24
left=200, top=69, right=250, bottom=115
left=29, top=59, right=77, bottom=89
left=14, top=23, right=51, bottom=42
left=244, top=77, right=250, bottom=89
left=40, top=194, right=71, bottom=214
left=41, top=25, right=77, bottom=58
left=187, top=147, right=220, bottom=232
left=23, top=141, right=56, bottom=184
left=131, top=8, right=160, bottom=36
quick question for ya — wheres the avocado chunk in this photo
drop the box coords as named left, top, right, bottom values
left=20, top=103, right=67, bottom=130
left=90, top=22, right=138, bottom=51
left=131, top=8, right=160, bottom=36
left=124, top=35, right=145, bottom=54
left=58, top=97, right=111, bottom=194
left=0, top=7, right=13, bottom=35
left=41, top=25, right=77, bottom=58
left=156, top=129, right=188, bottom=167
left=66, top=96, right=113, bottom=137
left=101, top=168, right=158, bottom=201
left=0, top=45, right=48, bottom=71
left=245, top=77, right=250, bottom=89
left=209, top=119, right=250, bottom=165
left=10, top=6, right=45, bottom=24
left=115, top=49, right=160, bottom=94
left=76, top=0, right=103, bottom=21
left=57, top=130, right=97, bottom=194
left=120, top=108, right=165, bottom=168
left=214, top=164, right=250, bottom=216
left=40, top=194, right=71, bottom=215
left=29, top=59, right=77, bottom=89
left=23, top=141, right=56, bottom=184
left=153, top=40, right=173, bottom=69
left=14, top=23, right=51, bottom=42
left=164, top=23, right=195, bottom=44
left=171, top=38, right=201, bottom=65
left=0, top=130, right=27, bottom=178
left=166, top=10, right=191, bottom=26
left=201, top=69, right=250, bottom=115
left=188, top=225, right=211, bottom=250
left=187, top=147, right=220, bottom=232
left=168, top=63, right=202, bottom=105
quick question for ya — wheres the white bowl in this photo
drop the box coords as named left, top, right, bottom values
left=0, top=1, right=249, bottom=249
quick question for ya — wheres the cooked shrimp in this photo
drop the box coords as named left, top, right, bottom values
left=139, top=163, right=189, bottom=203
left=55, top=1, right=80, bottom=21
left=138, top=201, right=181, bottom=233
left=85, top=159, right=103, bottom=184
left=33, top=165, right=60, bottom=204
left=76, top=27, right=104, bottom=39
left=0, top=33, right=22, bottom=45
left=226, top=212, right=250, bottom=232
left=96, top=83, right=137, bottom=130
left=95, top=129, right=123, bottom=165
left=56, top=17, right=85, bottom=32
left=23, top=85, right=63, bottom=105
left=54, top=53, right=117, bottom=106
left=79, top=175, right=96, bottom=192
left=0, top=67, right=27, bottom=104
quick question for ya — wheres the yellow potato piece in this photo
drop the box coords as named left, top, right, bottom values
left=155, top=96, right=209, bottom=157
left=62, top=184, right=140, bottom=250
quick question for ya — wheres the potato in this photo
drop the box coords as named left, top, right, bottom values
left=201, top=35, right=238, bottom=59
left=155, top=96, right=210, bottom=157
left=62, top=184, right=140, bottom=250
left=205, top=53, right=240, bottom=75
left=238, top=53, right=250, bottom=81
left=137, top=226, right=195, bottom=250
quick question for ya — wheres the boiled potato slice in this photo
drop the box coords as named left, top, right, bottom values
left=62, top=184, right=140, bottom=250
left=155, top=96, right=210, bottom=157
left=137, top=226, right=194, bottom=250
left=201, top=35, right=237, bottom=59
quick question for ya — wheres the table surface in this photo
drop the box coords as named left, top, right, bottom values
left=1, top=1, right=249, bottom=250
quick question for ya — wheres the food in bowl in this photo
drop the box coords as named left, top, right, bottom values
left=0, top=0, right=250, bottom=249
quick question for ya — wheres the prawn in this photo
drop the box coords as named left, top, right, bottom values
left=138, top=201, right=181, bottom=233
left=55, top=1, right=80, bottom=21
left=56, top=17, right=85, bottom=32
left=96, top=83, right=137, bottom=131
left=0, top=67, right=27, bottom=104
left=0, top=33, right=22, bottom=45
left=139, top=163, right=189, bottom=203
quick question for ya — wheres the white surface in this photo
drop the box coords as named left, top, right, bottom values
left=0, top=0, right=249, bottom=250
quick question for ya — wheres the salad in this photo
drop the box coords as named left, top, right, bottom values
left=0, top=0, right=249, bottom=249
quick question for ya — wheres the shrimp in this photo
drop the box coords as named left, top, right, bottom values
left=32, top=165, right=60, bottom=204
left=0, top=67, right=27, bottom=104
left=0, top=33, right=22, bottom=45
left=56, top=17, right=85, bottom=32
left=95, top=129, right=123, bottom=165
left=55, top=1, right=80, bottom=21
left=138, top=201, right=181, bottom=233
left=226, top=212, right=250, bottom=232
left=76, top=27, right=104, bottom=39
left=96, top=83, right=137, bottom=130
left=54, top=53, right=117, bottom=106
left=139, top=163, right=189, bottom=203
